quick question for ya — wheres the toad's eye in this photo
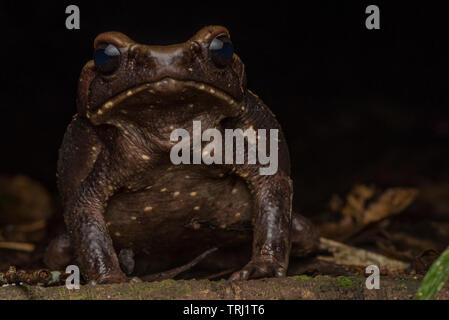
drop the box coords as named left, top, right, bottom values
left=93, top=43, right=121, bottom=74
left=209, top=34, right=233, bottom=68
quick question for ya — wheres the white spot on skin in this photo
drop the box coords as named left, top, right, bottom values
left=104, top=102, right=113, bottom=109
left=185, top=175, right=190, bottom=179
left=188, top=104, right=194, bottom=108
left=145, top=185, right=152, bottom=190
left=97, top=109, right=104, bottom=115
left=141, top=154, right=150, bottom=160
left=193, top=206, right=200, bottom=211
left=188, top=67, right=193, bottom=72
left=199, top=85, right=205, bottom=90
left=92, top=146, right=97, bottom=151
left=144, top=206, right=153, bottom=212
left=220, top=224, right=227, bottom=229
left=190, top=192, right=197, bottom=197
left=169, top=125, right=174, bottom=130
left=173, top=191, right=180, bottom=197
left=126, top=90, right=133, bottom=96
left=114, top=232, right=121, bottom=237
left=241, top=106, right=245, bottom=111
left=235, top=212, right=241, bottom=217
left=106, top=222, right=112, bottom=227
left=232, top=188, right=238, bottom=194
left=131, top=216, right=137, bottom=220
left=210, top=88, right=215, bottom=94
left=160, top=188, right=167, bottom=192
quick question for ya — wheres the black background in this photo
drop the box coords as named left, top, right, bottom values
left=0, top=1, right=448, bottom=213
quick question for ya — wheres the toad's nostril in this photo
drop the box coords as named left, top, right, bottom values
left=190, top=41, right=202, bottom=55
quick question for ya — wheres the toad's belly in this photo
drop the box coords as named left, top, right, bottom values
left=104, top=170, right=254, bottom=265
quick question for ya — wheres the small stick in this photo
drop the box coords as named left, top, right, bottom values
left=202, top=268, right=237, bottom=280
left=141, top=247, right=218, bottom=282
left=0, top=266, right=52, bottom=285
left=0, top=241, right=35, bottom=252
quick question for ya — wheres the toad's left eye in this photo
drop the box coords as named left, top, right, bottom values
left=209, top=34, right=233, bottom=68
left=93, top=43, right=121, bottom=74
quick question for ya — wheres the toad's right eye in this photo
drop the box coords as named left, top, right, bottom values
left=209, top=34, right=233, bottom=68
left=94, top=43, right=121, bottom=74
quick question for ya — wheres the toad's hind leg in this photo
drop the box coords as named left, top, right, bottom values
left=290, top=213, right=319, bottom=257
left=196, top=212, right=319, bottom=275
left=45, top=232, right=137, bottom=277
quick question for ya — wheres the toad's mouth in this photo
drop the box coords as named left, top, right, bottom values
left=87, top=78, right=242, bottom=125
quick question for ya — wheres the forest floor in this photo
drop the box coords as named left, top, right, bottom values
left=1, top=157, right=449, bottom=300
left=0, top=275, right=448, bottom=300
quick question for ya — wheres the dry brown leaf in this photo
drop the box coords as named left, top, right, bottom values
left=363, top=188, right=419, bottom=224
left=319, top=185, right=419, bottom=240
left=318, top=237, right=410, bottom=272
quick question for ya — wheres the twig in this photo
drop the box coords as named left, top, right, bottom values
left=318, top=237, right=410, bottom=272
left=202, top=268, right=237, bottom=280
left=0, top=266, right=51, bottom=285
left=141, top=247, right=218, bottom=282
left=0, top=241, right=35, bottom=252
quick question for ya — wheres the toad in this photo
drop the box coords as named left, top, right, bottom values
left=45, top=26, right=318, bottom=284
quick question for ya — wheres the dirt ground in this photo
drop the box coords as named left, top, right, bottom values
left=0, top=276, right=448, bottom=300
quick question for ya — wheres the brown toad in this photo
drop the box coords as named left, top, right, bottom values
left=45, top=26, right=318, bottom=284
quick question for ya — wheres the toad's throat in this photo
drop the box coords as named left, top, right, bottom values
left=87, top=78, right=242, bottom=124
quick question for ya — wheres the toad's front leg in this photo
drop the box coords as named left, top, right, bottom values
left=64, top=160, right=127, bottom=284
left=230, top=170, right=292, bottom=280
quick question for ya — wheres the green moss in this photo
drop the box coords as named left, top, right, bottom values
left=290, top=275, right=310, bottom=282
left=158, top=279, right=177, bottom=286
left=336, top=276, right=354, bottom=288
